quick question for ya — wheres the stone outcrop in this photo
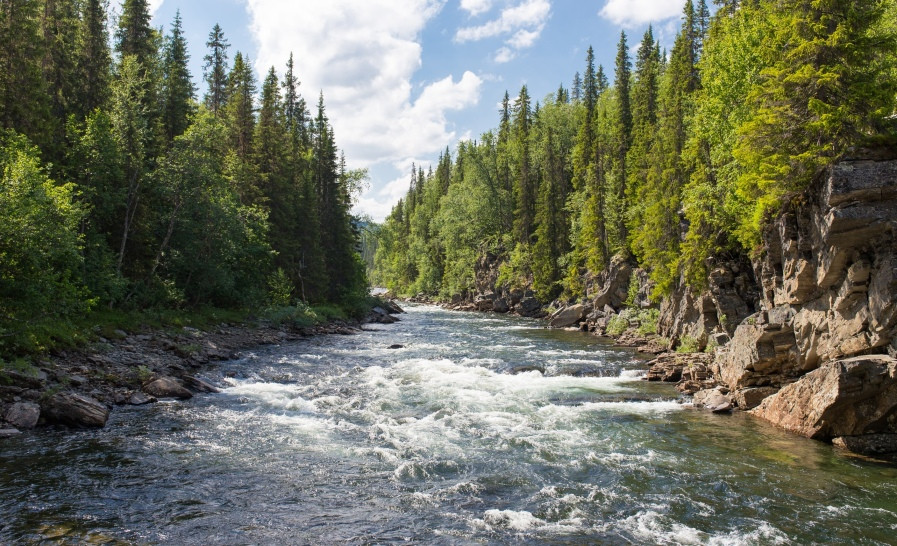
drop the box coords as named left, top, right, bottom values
left=41, top=392, right=109, bottom=428
left=659, top=260, right=758, bottom=351
left=750, top=356, right=897, bottom=440
left=714, top=158, right=897, bottom=428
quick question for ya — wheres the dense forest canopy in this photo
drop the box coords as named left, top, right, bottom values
left=0, top=0, right=368, bottom=354
left=373, top=0, right=897, bottom=302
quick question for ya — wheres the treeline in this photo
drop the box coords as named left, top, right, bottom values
left=374, top=0, right=897, bottom=302
left=0, top=0, right=367, bottom=353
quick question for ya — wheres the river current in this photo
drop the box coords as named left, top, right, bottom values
left=2, top=304, right=897, bottom=544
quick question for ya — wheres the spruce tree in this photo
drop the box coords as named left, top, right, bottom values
left=161, top=10, right=195, bottom=143
left=74, top=0, right=112, bottom=118
left=511, top=85, right=535, bottom=246
left=203, top=24, right=229, bottom=116
left=613, top=30, right=632, bottom=249
left=224, top=52, right=256, bottom=159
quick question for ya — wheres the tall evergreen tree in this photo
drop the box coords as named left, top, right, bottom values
left=74, top=0, right=112, bottom=118
left=161, top=10, right=195, bottom=143
left=511, top=85, right=535, bottom=245
left=0, top=0, right=49, bottom=146
left=115, top=0, right=155, bottom=66
left=613, top=30, right=632, bottom=249
left=203, top=23, right=229, bottom=116
left=224, top=51, right=256, bottom=159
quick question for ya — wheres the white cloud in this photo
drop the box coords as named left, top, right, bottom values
left=455, top=0, right=550, bottom=61
left=599, top=0, right=682, bottom=26
left=148, top=0, right=165, bottom=15
left=247, top=0, right=483, bottom=219
left=460, top=0, right=492, bottom=16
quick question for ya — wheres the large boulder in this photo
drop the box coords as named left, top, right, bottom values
left=143, top=376, right=193, bottom=400
left=4, top=401, right=40, bottom=429
left=548, top=304, right=590, bottom=328
left=41, top=392, right=109, bottom=428
left=750, top=355, right=897, bottom=439
left=589, top=255, right=633, bottom=310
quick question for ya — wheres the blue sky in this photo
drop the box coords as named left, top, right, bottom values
left=144, top=0, right=692, bottom=221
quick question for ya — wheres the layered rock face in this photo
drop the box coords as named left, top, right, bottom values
left=714, top=159, right=897, bottom=446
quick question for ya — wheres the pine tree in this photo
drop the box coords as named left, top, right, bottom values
left=40, top=0, right=80, bottom=162
left=203, top=23, right=229, bottom=115
left=224, top=52, right=256, bottom=159
left=571, top=71, right=582, bottom=102
left=115, top=0, right=155, bottom=66
left=161, top=10, right=195, bottom=143
left=511, top=85, right=535, bottom=245
left=74, top=0, right=112, bottom=118
left=0, top=0, right=50, bottom=146
left=613, top=30, right=632, bottom=249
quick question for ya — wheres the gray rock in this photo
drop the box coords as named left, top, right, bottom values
left=143, top=376, right=193, bottom=400
left=518, top=297, right=542, bottom=316
left=42, top=392, right=109, bottom=428
left=0, top=428, right=21, bottom=437
left=492, top=298, right=510, bottom=313
left=183, top=375, right=221, bottom=393
left=129, top=392, right=157, bottom=405
left=549, top=304, right=590, bottom=328
left=387, top=344, right=404, bottom=349
left=4, top=402, right=40, bottom=429
left=693, top=387, right=734, bottom=413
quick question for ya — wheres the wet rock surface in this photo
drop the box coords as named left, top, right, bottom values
left=41, top=392, right=109, bottom=428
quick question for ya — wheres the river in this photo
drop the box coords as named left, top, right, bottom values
left=2, top=304, right=897, bottom=544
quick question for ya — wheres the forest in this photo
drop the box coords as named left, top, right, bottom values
left=0, top=0, right=369, bottom=356
left=373, top=0, right=897, bottom=304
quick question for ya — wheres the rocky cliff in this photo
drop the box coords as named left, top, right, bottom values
left=711, top=158, right=897, bottom=452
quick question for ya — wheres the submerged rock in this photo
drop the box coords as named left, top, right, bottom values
left=183, top=375, right=221, bottom=393
left=42, top=392, right=109, bottom=428
left=128, top=392, right=157, bottom=406
left=832, top=434, right=897, bottom=456
left=693, top=387, right=734, bottom=413
left=548, top=304, right=590, bottom=329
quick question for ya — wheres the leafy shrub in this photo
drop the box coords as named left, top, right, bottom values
left=636, top=309, right=660, bottom=336
left=676, top=335, right=701, bottom=353
left=606, top=315, right=629, bottom=336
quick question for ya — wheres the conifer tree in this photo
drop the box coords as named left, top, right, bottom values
left=224, top=52, right=256, bottom=159
left=0, top=0, right=49, bottom=147
left=203, top=24, right=229, bottom=116
left=74, top=0, right=112, bottom=118
left=161, top=10, right=195, bottom=143
left=511, top=85, right=535, bottom=245
left=613, top=30, right=632, bottom=249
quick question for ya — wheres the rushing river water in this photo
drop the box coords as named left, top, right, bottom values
left=3, top=305, right=897, bottom=544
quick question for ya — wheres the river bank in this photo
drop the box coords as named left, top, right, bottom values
left=0, top=302, right=403, bottom=435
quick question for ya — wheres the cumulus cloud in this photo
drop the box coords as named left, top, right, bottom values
left=455, top=0, right=550, bottom=63
left=599, top=0, right=682, bottom=26
left=148, top=0, right=165, bottom=15
left=247, top=0, right=483, bottom=218
left=460, top=0, right=493, bottom=16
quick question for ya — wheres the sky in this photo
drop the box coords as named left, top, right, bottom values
left=144, top=0, right=692, bottom=221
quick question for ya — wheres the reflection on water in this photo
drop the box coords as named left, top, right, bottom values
left=2, top=304, right=896, bottom=544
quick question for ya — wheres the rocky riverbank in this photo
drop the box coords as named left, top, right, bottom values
left=421, top=156, right=897, bottom=459
left=0, top=303, right=404, bottom=436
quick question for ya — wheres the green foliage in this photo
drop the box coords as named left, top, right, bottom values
left=676, top=335, right=701, bottom=353
left=606, top=314, right=630, bottom=337
left=0, top=131, right=90, bottom=354
left=624, top=271, right=640, bottom=308
left=636, top=309, right=660, bottom=336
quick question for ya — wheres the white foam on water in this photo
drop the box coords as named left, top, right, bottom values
left=619, top=369, right=647, bottom=379
left=225, top=382, right=318, bottom=413
left=580, top=400, right=684, bottom=414
left=477, top=509, right=544, bottom=531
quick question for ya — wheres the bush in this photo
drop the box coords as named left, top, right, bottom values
left=636, top=309, right=660, bottom=336
left=606, top=314, right=629, bottom=336
left=676, top=335, right=701, bottom=353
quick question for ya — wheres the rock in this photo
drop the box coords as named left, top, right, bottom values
left=590, top=255, right=634, bottom=310
left=183, top=375, right=221, bottom=393
left=517, top=297, right=542, bottom=317
left=4, top=369, right=46, bottom=389
left=508, top=364, right=545, bottom=375
left=492, top=298, right=510, bottom=314
left=733, top=386, right=779, bottom=410
left=42, top=392, right=109, bottom=428
left=4, top=402, right=40, bottom=429
left=143, top=376, right=193, bottom=400
left=693, top=387, right=734, bottom=413
left=0, top=428, right=21, bottom=437
left=716, top=321, right=802, bottom=389
left=387, top=344, right=404, bottom=349
left=129, top=392, right=157, bottom=405
left=645, top=353, right=712, bottom=383
left=832, top=434, right=897, bottom=456
left=548, top=304, right=590, bottom=328
left=750, top=355, right=897, bottom=439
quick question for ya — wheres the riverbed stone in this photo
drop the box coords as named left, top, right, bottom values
left=41, top=392, right=109, bottom=428
left=183, top=375, right=221, bottom=393
left=0, top=428, right=21, bottom=437
left=143, top=376, right=193, bottom=400
left=4, top=401, right=40, bottom=429
left=129, top=392, right=157, bottom=405
left=548, top=304, right=590, bottom=328
left=693, top=387, right=733, bottom=413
